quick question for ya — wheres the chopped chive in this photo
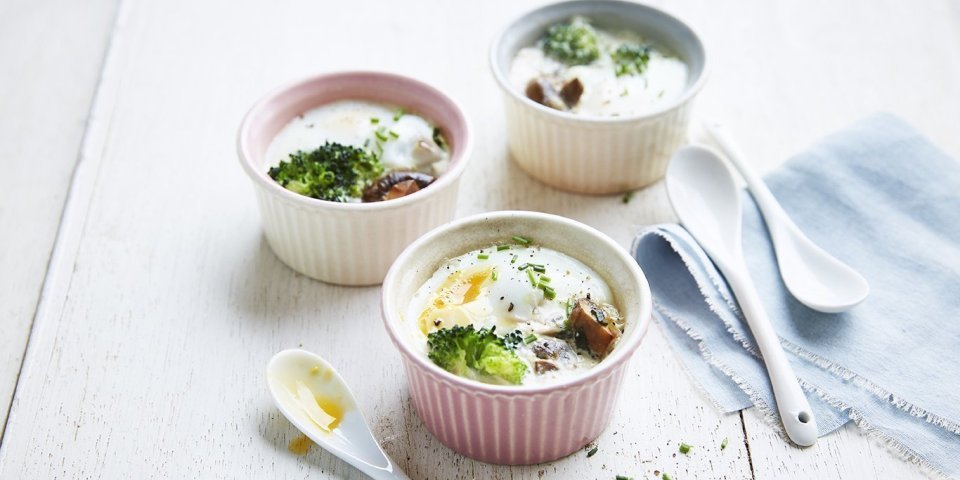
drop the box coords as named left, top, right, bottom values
left=662, top=474, right=672, bottom=480
left=517, top=263, right=529, bottom=271
left=393, top=108, right=405, bottom=121
left=375, top=130, right=388, bottom=142
left=478, top=254, right=489, bottom=260
left=512, top=235, right=532, bottom=245
left=497, top=245, right=510, bottom=251
left=586, top=446, right=598, bottom=457
left=622, top=191, right=634, bottom=204
left=370, top=117, right=380, bottom=124
left=539, top=275, right=551, bottom=283
left=532, top=265, right=546, bottom=273
left=539, top=284, right=556, bottom=300
left=511, top=255, right=518, bottom=264
left=432, top=126, right=446, bottom=149
left=389, top=130, right=399, bottom=138
left=616, top=476, right=633, bottom=480
left=566, top=298, right=574, bottom=316
left=720, top=437, right=729, bottom=450
left=679, top=442, right=692, bottom=454
left=491, top=269, right=498, bottom=281
left=527, top=268, right=538, bottom=286
left=523, top=333, right=537, bottom=344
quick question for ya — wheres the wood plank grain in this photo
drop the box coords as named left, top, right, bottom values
left=690, top=0, right=960, bottom=478
left=3, top=0, right=956, bottom=478
left=742, top=409, right=924, bottom=480
left=688, top=0, right=960, bottom=170
left=0, top=0, right=119, bottom=437
left=0, top=0, right=751, bottom=478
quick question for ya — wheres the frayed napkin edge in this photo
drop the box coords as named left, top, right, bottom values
left=634, top=225, right=956, bottom=479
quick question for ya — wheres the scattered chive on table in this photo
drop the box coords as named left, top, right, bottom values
left=1, top=0, right=957, bottom=478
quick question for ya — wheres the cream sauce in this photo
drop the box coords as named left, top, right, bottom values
left=406, top=242, right=620, bottom=386
left=509, top=17, right=689, bottom=117
left=265, top=100, right=449, bottom=199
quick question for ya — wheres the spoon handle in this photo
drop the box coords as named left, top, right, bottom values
left=704, top=121, right=870, bottom=313
left=703, top=122, right=795, bottom=235
left=364, top=458, right=412, bottom=480
left=723, top=263, right=819, bottom=447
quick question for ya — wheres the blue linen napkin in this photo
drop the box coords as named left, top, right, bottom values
left=632, top=113, right=960, bottom=478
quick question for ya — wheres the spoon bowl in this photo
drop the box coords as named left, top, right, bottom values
left=704, top=121, right=869, bottom=312
left=664, top=144, right=744, bottom=259
left=266, top=349, right=409, bottom=480
left=666, top=146, right=819, bottom=447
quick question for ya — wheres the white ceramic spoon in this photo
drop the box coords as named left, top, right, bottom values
left=666, top=146, right=818, bottom=447
left=266, top=349, right=410, bottom=480
left=703, top=122, right=870, bottom=313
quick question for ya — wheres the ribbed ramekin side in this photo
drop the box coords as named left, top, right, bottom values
left=503, top=94, right=695, bottom=194
left=402, top=353, right=631, bottom=465
left=253, top=180, right=460, bottom=286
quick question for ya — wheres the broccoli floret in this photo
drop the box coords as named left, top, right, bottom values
left=542, top=17, right=600, bottom=66
left=267, top=142, right=383, bottom=202
left=612, top=43, right=651, bottom=77
left=427, top=325, right=528, bottom=385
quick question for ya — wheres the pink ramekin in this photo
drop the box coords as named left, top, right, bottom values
left=237, top=72, right=472, bottom=286
left=381, top=211, right=652, bottom=464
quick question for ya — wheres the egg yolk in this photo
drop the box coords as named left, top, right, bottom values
left=418, top=265, right=493, bottom=334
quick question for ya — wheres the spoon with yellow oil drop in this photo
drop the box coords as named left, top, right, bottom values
left=267, top=349, right=410, bottom=480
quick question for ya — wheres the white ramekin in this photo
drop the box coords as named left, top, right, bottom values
left=490, top=0, right=708, bottom=194
left=237, top=72, right=472, bottom=286
left=381, top=211, right=652, bottom=464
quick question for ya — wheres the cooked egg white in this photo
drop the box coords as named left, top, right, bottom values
left=406, top=244, right=616, bottom=386
left=509, top=20, right=689, bottom=117
left=264, top=100, right=449, bottom=176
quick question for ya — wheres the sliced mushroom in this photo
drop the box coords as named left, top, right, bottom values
left=362, top=172, right=434, bottom=202
left=532, top=337, right=569, bottom=359
left=525, top=78, right=566, bottom=110
left=524, top=78, right=547, bottom=103
left=384, top=179, right=420, bottom=200
left=534, top=360, right=558, bottom=375
left=531, top=337, right=578, bottom=367
left=569, top=297, right=622, bottom=359
left=559, top=78, right=584, bottom=107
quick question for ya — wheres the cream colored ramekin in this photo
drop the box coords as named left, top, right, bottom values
left=490, top=0, right=708, bottom=194
left=237, top=72, right=472, bottom=286
left=381, top=211, right=652, bottom=464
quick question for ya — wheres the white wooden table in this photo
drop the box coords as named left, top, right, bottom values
left=1, top=0, right=957, bottom=478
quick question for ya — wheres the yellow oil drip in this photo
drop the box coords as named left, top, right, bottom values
left=292, top=380, right=347, bottom=432
left=314, top=394, right=345, bottom=430
left=288, top=434, right=313, bottom=455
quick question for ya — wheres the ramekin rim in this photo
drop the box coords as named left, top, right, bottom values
left=380, top=210, right=653, bottom=395
left=488, top=0, right=710, bottom=125
left=236, top=70, right=473, bottom=212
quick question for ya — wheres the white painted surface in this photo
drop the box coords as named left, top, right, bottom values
left=1, top=0, right=957, bottom=478
left=0, top=0, right=119, bottom=438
